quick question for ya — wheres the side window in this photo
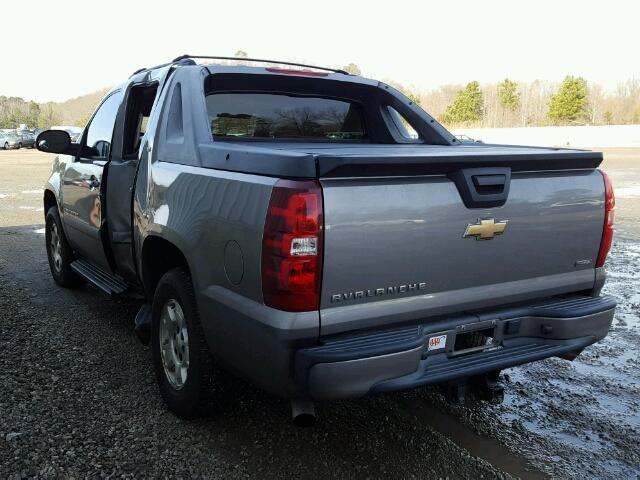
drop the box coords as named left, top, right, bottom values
left=84, top=91, right=122, bottom=159
left=387, top=106, right=420, bottom=141
left=123, top=83, right=159, bottom=158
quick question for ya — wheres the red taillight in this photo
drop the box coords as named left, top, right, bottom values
left=262, top=180, right=323, bottom=311
left=265, top=67, right=328, bottom=77
left=596, top=169, right=615, bottom=268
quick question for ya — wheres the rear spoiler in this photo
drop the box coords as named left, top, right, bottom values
left=316, top=146, right=603, bottom=178
left=196, top=143, right=603, bottom=179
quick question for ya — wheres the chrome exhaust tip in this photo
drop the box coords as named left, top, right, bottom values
left=291, top=400, right=316, bottom=427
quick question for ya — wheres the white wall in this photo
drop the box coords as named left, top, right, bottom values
left=451, top=125, right=640, bottom=148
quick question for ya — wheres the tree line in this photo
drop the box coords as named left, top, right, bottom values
left=0, top=97, right=60, bottom=129
left=0, top=88, right=107, bottom=130
left=340, top=61, right=639, bottom=128
left=386, top=75, right=640, bottom=128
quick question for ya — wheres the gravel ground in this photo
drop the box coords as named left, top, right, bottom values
left=1, top=149, right=639, bottom=479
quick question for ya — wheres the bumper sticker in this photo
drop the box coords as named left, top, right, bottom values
left=428, top=334, right=447, bottom=351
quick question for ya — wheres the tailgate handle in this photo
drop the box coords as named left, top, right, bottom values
left=472, top=174, right=506, bottom=194
left=449, top=167, right=511, bottom=209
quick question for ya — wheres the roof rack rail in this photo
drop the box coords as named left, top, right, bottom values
left=130, top=58, right=196, bottom=77
left=172, top=55, right=350, bottom=75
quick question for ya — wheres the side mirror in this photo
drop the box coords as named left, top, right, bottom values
left=36, top=130, right=72, bottom=154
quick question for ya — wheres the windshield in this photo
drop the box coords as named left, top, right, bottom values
left=205, top=93, right=367, bottom=141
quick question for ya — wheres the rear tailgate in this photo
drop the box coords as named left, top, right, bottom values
left=316, top=145, right=605, bottom=336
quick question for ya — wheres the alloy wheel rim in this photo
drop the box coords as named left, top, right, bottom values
left=49, top=223, right=63, bottom=273
left=159, top=299, right=189, bottom=390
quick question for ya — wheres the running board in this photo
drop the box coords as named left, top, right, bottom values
left=70, top=259, right=128, bottom=295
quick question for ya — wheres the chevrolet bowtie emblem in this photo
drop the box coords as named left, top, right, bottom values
left=463, top=218, right=508, bottom=240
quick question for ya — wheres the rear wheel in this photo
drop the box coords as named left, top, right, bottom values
left=18, top=143, right=22, bottom=149
left=151, top=268, right=216, bottom=418
left=45, top=207, right=82, bottom=287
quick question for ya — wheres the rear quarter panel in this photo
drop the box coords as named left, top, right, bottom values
left=143, top=161, right=275, bottom=302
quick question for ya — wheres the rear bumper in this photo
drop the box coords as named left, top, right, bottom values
left=296, top=295, right=615, bottom=401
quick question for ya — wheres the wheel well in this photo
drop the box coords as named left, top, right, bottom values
left=43, top=190, right=57, bottom=217
left=141, top=236, right=190, bottom=299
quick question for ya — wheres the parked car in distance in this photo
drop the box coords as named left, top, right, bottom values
left=18, top=132, right=36, bottom=148
left=38, top=55, right=616, bottom=426
left=455, top=133, right=484, bottom=143
left=0, top=131, right=21, bottom=149
left=33, top=128, right=47, bottom=139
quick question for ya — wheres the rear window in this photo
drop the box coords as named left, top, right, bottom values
left=205, top=93, right=367, bottom=141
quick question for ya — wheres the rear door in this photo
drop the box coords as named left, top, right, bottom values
left=61, top=90, right=123, bottom=271
left=105, top=74, right=163, bottom=282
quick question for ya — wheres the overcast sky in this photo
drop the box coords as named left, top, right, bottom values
left=2, top=0, right=638, bottom=102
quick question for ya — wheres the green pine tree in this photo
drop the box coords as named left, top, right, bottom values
left=548, top=76, right=589, bottom=124
left=442, top=81, right=484, bottom=125
left=497, top=78, right=520, bottom=112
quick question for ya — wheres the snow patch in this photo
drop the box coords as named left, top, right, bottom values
left=616, top=186, right=640, bottom=198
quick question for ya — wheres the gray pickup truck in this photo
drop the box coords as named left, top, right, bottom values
left=37, top=55, right=616, bottom=425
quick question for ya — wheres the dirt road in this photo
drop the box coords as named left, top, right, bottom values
left=1, top=149, right=638, bottom=479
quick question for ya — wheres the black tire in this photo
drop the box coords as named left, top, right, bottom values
left=45, top=206, right=82, bottom=287
left=18, top=143, right=22, bottom=149
left=3, top=142, right=7, bottom=150
left=151, top=267, right=216, bottom=418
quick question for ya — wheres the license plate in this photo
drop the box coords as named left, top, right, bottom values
left=428, top=334, right=447, bottom=351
